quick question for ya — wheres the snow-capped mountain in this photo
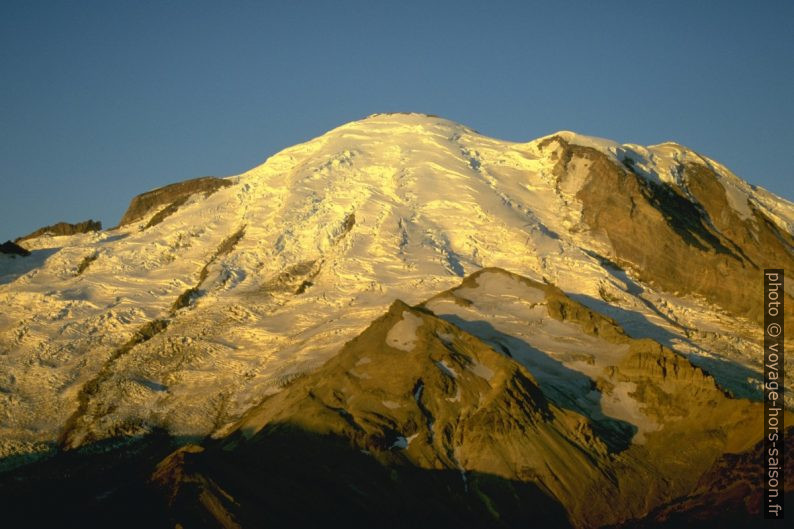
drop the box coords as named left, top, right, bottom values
left=0, top=112, right=791, bottom=461
left=0, top=112, right=792, bottom=527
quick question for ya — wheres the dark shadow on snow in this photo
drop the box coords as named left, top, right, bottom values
left=0, top=248, right=59, bottom=285
left=437, top=314, right=636, bottom=453
left=578, top=251, right=764, bottom=402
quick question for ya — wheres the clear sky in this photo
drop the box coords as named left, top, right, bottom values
left=1, top=0, right=792, bottom=242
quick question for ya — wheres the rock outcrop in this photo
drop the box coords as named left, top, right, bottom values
left=540, top=135, right=793, bottom=328
left=0, top=241, right=31, bottom=256
left=15, top=219, right=101, bottom=242
left=117, top=176, right=232, bottom=227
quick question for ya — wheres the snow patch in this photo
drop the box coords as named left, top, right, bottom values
left=446, top=387, right=462, bottom=403
left=456, top=270, right=546, bottom=305
left=435, top=359, right=457, bottom=379
left=551, top=131, right=620, bottom=153
left=712, top=171, right=754, bottom=220
left=600, top=381, right=660, bottom=444
left=436, top=331, right=455, bottom=344
left=413, top=381, right=424, bottom=402
left=386, top=311, right=423, bottom=351
left=390, top=432, right=419, bottom=449
left=468, top=359, right=494, bottom=381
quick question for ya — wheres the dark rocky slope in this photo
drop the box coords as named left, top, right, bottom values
left=539, top=136, right=793, bottom=330
left=15, top=219, right=101, bottom=242
left=152, top=269, right=773, bottom=529
left=0, top=240, right=30, bottom=256
left=613, top=427, right=794, bottom=529
left=118, top=176, right=232, bottom=227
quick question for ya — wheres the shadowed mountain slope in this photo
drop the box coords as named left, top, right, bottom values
left=153, top=268, right=775, bottom=528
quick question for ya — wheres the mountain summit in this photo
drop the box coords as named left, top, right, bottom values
left=0, top=113, right=791, bottom=526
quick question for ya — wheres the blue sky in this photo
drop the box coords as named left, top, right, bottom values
left=1, top=0, right=792, bottom=241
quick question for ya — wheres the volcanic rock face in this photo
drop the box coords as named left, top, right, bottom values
left=15, top=219, right=102, bottom=243
left=0, top=113, right=791, bottom=527
left=541, top=136, right=792, bottom=328
left=0, top=241, right=30, bottom=256
left=117, top=176, right=233, bottom=227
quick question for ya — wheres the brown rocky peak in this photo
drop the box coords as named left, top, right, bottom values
left=117, top=176, right=233, bottom=227
left=15, top=219, right=101, bottom=243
